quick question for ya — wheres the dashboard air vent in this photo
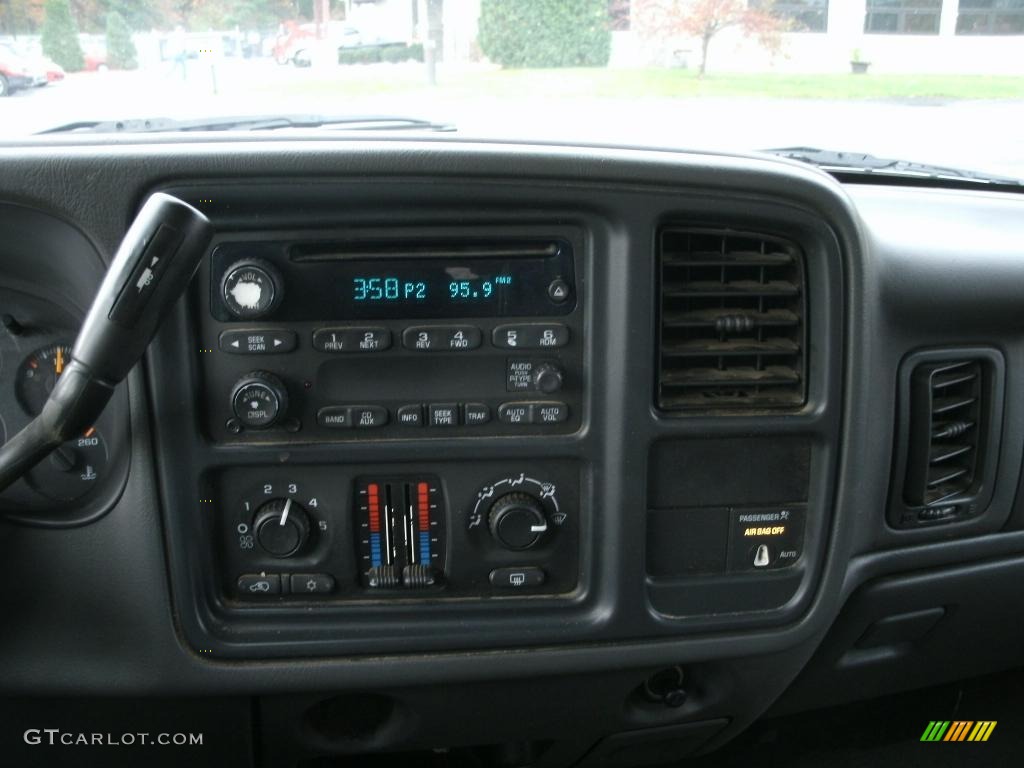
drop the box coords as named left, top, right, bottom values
left=657, top=228, right=806, bottom=411
left=890, top=349, right=1004, bottom=528
left=905, top=361, right=982, bottom=507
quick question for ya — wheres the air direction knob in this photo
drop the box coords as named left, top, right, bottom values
left=488, top=493, right=548, bottom=550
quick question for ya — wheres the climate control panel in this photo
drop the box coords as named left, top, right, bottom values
left=215, top=460, right=580, bottom=602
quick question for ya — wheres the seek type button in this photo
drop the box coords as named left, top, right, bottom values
left=429, top=404, right=460, bottom=427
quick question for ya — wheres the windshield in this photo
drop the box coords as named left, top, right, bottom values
left=1, top=1, right=1021, bottom=180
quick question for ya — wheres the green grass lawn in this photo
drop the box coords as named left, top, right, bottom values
left=249, top=65, right=1024, bottom=101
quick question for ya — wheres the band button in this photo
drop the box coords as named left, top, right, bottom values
left=317, top=406, right=352, bottom=429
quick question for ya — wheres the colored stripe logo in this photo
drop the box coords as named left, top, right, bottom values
left=921, top=721, right=996, bottom=742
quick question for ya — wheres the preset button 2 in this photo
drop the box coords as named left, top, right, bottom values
left=313, top=327, right=391, bottom=353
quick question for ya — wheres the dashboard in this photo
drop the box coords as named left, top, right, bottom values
left=1, top=138, right=1023, bottom=767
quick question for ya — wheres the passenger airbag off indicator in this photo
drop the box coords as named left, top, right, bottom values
left=727, top=505, right=805, bottom=571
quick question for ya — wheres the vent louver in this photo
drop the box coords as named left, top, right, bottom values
left=905, top=360, right=983, bottom=507
left=657, top=229, right=806, bottom=411
left=890, top=349, right=1004, bottom=528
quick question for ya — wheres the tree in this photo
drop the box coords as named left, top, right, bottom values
left=105, top=10, right=136, bottom=68
left=478, top=0, right=611, bottom=68
left=0, top=0, right=46, bottom=35
left=635, top=0, right=787, bottom=77
left=40, top=0, right=84, bottom=71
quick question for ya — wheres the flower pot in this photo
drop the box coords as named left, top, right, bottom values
left=850, top=61, right=870, bottom=74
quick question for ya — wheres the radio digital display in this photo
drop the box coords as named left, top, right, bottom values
left=351, top=271, right=513, bottom=306
left=211, top=240, right=576, bottom=321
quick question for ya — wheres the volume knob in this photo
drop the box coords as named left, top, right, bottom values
left=221, top=258, right=283, bottom=319
left=488, top=493, right=548, bottom=550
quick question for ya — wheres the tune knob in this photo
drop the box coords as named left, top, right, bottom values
left=488, top=493, right=548, bottom=550
left=531, top=362, right=564, bottom=394
left=253, top=497, right=310, bottom=557
left=221, top=258, right=283, bottom=319
left=231, top=371, right=288, bottom=429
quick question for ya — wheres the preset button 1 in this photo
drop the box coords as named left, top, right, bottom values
left=313, top=327, right=391, bottom=353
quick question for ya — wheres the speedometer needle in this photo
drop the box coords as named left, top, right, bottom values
left=280, top=497, right=292, bottom=526
left=55, top=346, right=64, bottom=375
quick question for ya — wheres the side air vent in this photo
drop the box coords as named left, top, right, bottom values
left=889, top=349, right=1004, bottom=528
left=657, top=228, right=806, bottom=411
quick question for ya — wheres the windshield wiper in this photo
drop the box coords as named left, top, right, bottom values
left=37, top=114, right=456, bottom=135
left=763, top=147, right=1023, bottom=187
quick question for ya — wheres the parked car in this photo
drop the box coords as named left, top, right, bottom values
left=0, top=42, right=48, bottom=96
left=275, top=21, right=400, bottom=67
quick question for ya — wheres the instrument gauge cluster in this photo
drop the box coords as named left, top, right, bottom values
left=0, top=287, right=128, bottom=524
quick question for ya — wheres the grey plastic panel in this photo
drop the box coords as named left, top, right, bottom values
left=0, top=138, right=1021, bottom=759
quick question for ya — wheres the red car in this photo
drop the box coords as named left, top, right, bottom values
left=0, top=42, right=48, bottom=96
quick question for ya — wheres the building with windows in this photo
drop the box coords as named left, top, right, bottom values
left=612, top=0, right=1024, bottom=74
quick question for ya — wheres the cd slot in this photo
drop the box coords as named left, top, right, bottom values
left=291, top=240, right=560, bottom=263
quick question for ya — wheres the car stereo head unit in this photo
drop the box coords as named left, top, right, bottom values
left=211, top=240, right=576, bottom=322
left=196, top=231, right=584, bottom=443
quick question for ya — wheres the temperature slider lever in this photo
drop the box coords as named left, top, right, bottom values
left=0, top=193, right=212, bottom=493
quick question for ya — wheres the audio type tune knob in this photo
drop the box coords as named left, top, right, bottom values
left=231, top=371, right=288, bottom=429
left=221, top=258, right=283, bottom=319
left=531, top=362, right=564, bottom=394
left=253, top=498, right=310, bottom=557
left=488, top=493, right=549, bottom=550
